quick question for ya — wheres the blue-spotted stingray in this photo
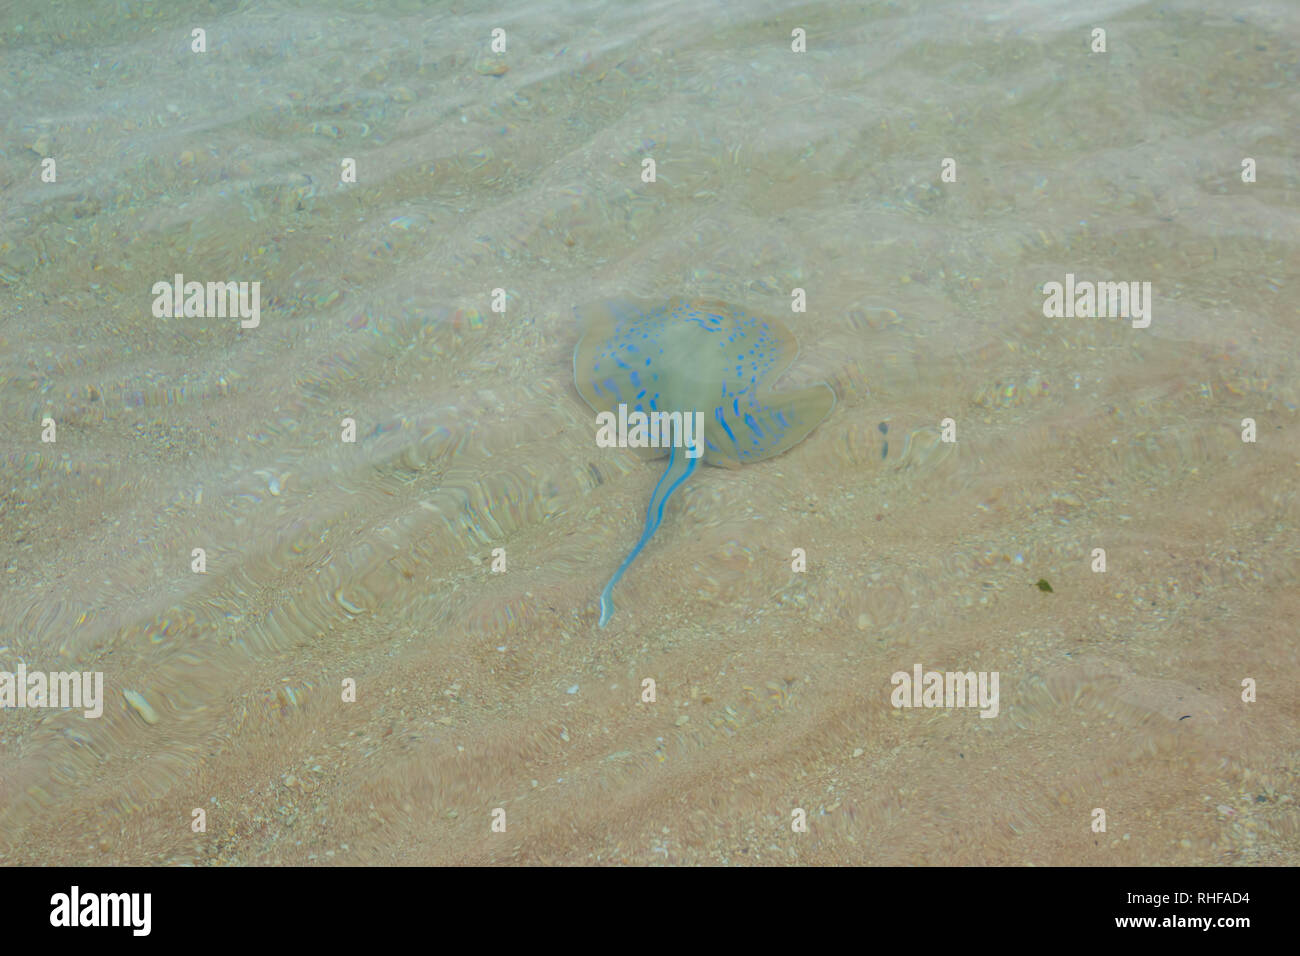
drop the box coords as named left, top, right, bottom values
left=573, top=297, right=836, bottom=626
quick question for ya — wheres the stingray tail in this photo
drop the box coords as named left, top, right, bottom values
left=598, top=440, right=699, bottom=627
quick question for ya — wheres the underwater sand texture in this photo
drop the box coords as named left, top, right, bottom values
left=0, top=0, right=1297, bottom=864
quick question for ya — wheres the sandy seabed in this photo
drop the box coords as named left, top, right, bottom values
left=0, top=0, right=1296, bottom=865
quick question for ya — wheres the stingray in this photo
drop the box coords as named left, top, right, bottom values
left=573, top=297, right=836, bottom=626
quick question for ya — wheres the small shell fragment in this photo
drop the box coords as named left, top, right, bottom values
left=335, top=590, right=364, bottom=614
left=123, top=690, right=159, bottom=724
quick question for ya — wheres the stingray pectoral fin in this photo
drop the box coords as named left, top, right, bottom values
left=598, top=443, right=698, bottom=627
left=706, top=383, right=836, bottom=465
left=572, top=298, right=668, bottom=413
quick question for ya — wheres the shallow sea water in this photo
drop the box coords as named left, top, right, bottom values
left=0, top=0, right=1297, bottom=864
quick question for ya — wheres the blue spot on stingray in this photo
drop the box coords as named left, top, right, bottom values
left=716, top=406, right=737, bottom=445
